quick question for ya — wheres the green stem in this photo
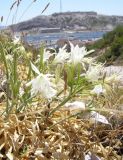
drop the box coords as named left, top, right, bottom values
left=0, top=42, right=9, bottom=114
left=49, top=86, right=84, bottom=116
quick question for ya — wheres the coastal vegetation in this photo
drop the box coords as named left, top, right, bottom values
left=88, top=25, right=123, bottom=65
left=0, top=32, right=123, bottom=159
left=0, top=1, right=123, bottom=159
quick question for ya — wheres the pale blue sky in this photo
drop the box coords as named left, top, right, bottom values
left=0, top=0, right=123, bottom=25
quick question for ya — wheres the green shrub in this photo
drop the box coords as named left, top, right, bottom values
left=88, top=25, right=123, bottom=63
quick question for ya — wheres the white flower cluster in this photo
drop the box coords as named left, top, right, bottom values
left=25, top=43, right=96, bottom=100
left=54, top=42, right=94, bottom=65
left=16, top=41, right=120, bottom=126
left=24, top=42, right=118, bottom=113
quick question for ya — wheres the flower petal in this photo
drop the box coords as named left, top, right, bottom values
left=90, top=111, right=109, bottom=124
left=65, top=101, right=85, bottom=111
left=30, top=62, right=40, bottom=75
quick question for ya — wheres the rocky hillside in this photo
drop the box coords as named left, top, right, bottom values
left=9, top=11, right=123, bottom=32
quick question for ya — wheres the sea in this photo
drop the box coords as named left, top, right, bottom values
left=24, top=31, right=106, bottom=48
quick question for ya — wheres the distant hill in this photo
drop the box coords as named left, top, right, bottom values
left=9, top=12, right=123, bottom=33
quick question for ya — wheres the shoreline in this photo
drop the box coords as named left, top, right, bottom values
left=23, top=30, right=106, bottom=46
left=20, top=29, right=110, bottom=36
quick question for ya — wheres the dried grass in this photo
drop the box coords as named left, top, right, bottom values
left=0, top=105, right=123, bottom=159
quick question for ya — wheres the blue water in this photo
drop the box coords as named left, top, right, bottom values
left=24, top=31, right=106, bottom=46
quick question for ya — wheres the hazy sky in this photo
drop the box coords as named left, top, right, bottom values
left=0, top=0, right=123, bottom=25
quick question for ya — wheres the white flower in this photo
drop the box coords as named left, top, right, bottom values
left=43, top=49, right=53, bottom=62
left=17, top=46, right=25, bottom=52
left=26, top=62, right=57, bottom=99
left=69, top=42, right=94, bottom=65
left=90, top=111, right=109, bottom=124
left=13, top=35, right=20, bottom=45
left=86, top=64, right=103, bottom=82
left=26, top=73, right=57, bottom=99
left=54, top=44, right=70, bottom=64
left=64, top=101, right=85, bottom=111
left=30, top=62, right=40, bottom=75
left=36, top=49, right=54, bottom=63
left=82, top=57, right=94, bottom=64
left=91, top=84, right=106, bottom=95
left=6, top=54, right=13, bottom=62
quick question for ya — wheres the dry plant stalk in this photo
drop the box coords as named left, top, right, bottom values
left=0, top=106, right=122, bottom=159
